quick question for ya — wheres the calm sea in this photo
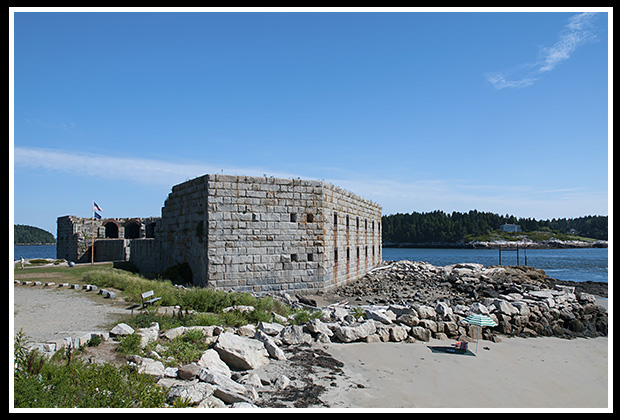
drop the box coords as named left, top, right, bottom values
left=14, top=244, right=608, bottom=284
left=383, top=247, right=608, bottom=283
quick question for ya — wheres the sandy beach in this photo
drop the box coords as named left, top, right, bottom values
left=322, top=337, right=609, bottom=409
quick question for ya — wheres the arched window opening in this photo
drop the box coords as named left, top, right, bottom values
left=124, top=221, right=141, bottom=239
left=145, top=222, right=156, bottom=238
left=104, top=222, right=119, bottom=238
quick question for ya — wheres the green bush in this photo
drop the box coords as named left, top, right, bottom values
left=13, top=331, right=167, bottom=408
left=82, top=268, right=291, bottom=328
left=117, top=333, right=142, bottom=356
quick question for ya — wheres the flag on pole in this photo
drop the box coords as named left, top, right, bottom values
left=94, top=211, right=102, bottom=220
left=93, top=201, right=103, bottom=212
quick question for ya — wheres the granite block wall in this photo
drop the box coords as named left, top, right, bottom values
left=156, top=174, right=382, bottom=293
left=58, top=174, right=382, bottom=293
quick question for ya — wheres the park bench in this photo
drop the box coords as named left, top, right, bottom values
left=141, top=290, right=161, bottom=308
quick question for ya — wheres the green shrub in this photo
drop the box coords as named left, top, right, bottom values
left=117, top=333, right=142, bottom=356
left=13, top=331, right=167, bottom=408
left=159, top=329, right=212, bottom=366
left=290, top=308, right=323, bottom=325
left=82, top=267, right=291, bottom=327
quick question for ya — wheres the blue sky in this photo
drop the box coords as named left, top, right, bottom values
left=10, top=8, right=610, bottom=236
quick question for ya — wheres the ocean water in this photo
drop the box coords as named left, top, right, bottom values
left=14, top=244, right=57, bottom=260
left=14, top=244, right=608, bottom=284
left=382, top=247, right=608, bottom=283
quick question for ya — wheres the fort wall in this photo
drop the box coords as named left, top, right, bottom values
left=57, top=174, right=382, bottom=293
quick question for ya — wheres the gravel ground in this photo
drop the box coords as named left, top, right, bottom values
left=12, top=284, right=133, bottom=344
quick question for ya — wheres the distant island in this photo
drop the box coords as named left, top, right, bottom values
left=382, top=211, right=607, bottom=248
left=14, top=224, right=56, bottom=245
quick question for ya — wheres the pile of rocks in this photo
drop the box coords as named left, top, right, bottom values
left=331, top=261, right=608, bottom=336
left=106, top=262, right=607, bottom=408
left=108, top=319, right=344, bottom=408
left=334, top=260, right=607, bottom=306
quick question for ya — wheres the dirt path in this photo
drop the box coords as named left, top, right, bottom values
left=12, top=285, right=133, bottom=344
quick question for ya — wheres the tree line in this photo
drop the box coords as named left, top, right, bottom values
left=14, top=224, right=56, bottom=244
left=381, top=210, right=608, bottom=244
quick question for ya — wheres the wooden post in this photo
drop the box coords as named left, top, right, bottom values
left=516, top=245, right=519, bottom=266
left=91, top=201, right=95, bottom=265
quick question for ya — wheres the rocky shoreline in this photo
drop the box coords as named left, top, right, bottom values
left=384, top=239, right=608, bottom=249
left=15, top=259, right=608, bottom=408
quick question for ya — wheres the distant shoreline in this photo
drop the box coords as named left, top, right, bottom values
left=14, top=243, right=56, bottom=246
left=383, top=239, right=608, bottom=249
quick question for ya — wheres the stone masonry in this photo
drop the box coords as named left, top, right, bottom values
left=57, top=174, right=382, bottom=293
left=57, top=215, right=160, bottom=264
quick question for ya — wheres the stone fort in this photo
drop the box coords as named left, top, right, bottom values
left=57, top=174, right=382, bottom=293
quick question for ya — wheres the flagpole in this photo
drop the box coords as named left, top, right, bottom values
left=91, top=200, right=95, bottom=265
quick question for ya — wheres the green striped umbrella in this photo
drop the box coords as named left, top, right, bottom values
left=462, top=314, right=498, bottom=353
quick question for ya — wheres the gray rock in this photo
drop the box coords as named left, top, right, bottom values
left=305, top=318, right=334, bottom=337
left=198, top=368, right=256, bottom=404
left=162, top=326, right=187, bottom=340
left=109, top=323, right=134, bottom=337
left=410, top=326, right=431, bottom=342
left=332, top=320, right=376, bottom=343
left=167, top=382, right=215, bottom=406
left=279, top=325, right=312, bottom=345
left=435, top=301, right=453, bottom=317
left=255, top=330, right=287, bottom=361
left=364, top=308, right=393, bottom=324
left=415, top=305, right=436, bottom=319
left=257, top=321, right=285, bottom=336
left=137, top=322, right=159, bottom=348
left=389, top=325, right=409, bottom=342
left=136, top=357, right=165, bottom=378
left=213, top=332, right=269, bottom=370
left=197, top=349, right=231, bottom=378
left=493, top=299, right=519, bottom=316
left=178, top=362, right=202, bottom=380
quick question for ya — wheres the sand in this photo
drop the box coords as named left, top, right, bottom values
left=321, top=337, right=609, bottom=409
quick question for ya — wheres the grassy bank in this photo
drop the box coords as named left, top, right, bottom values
left=14, top=262, right=292, bottom=326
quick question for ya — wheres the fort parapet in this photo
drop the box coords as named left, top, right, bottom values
left=57, top=174, right=382, bottom=293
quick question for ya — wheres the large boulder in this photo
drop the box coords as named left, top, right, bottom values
left=137, top=322, right=159, bottom=348
left=364, top=308, right=393, bottom=324
left=279, top=325, right=313, bottom=345
left=332, top=320, right=376, bottom=343
left=255, top=330, right=287, bottom=361
left=198, top=349, right=232, bottom=378
left=109, top=323, right=134, bottom=337
left=198, top=368, right=256, bottom=404
left=134, top=356, right=165, bottom=378
left=213, top=333, right=269, bottom=370
left=410, top=326, right=431, bottom=342
left=167, top=382, right=215, bottom=406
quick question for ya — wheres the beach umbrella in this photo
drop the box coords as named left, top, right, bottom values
left=462, top=313, right=498, bottom=353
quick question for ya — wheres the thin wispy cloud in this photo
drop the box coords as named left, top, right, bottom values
left=13, top=146, right=300, bottom=187
left=486, top=12, right=599, bottom=89
left=13, top=146, right=607, bottom=220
